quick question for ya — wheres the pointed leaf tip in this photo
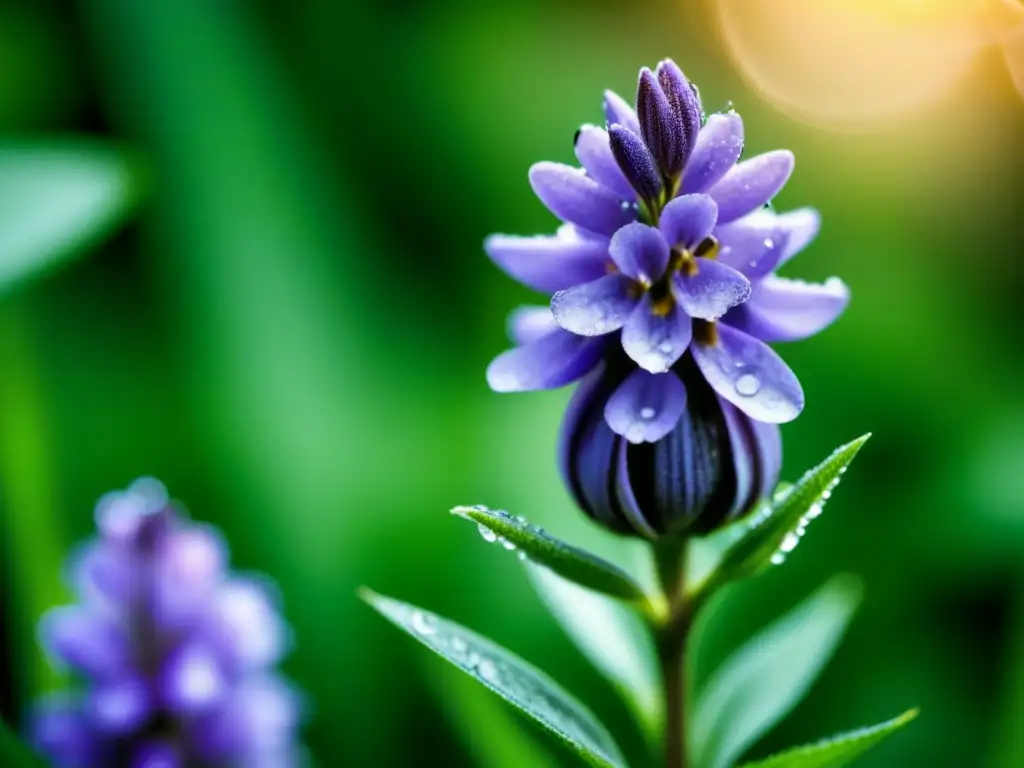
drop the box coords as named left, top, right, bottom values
left=738, top=708, right=918, bottom=767
left=700, top=435, right=870, bottom=595
left=362, top=589, right=626, bottom=768
left=451, top=505, right=649, bottom=605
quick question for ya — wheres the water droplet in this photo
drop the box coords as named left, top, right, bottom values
left=763, top=238, right=775, bottom=249
left=736, top=372, right=761, bottom=397
left=514, top=515, right=527, bottom=524
left=451, top=637, right=468, bottom=654
left=780, top=531, right=801, bottom=553
left=517, top=550, right=528, bottom=561
left=658, top=341, right=673, bottom=354
left=411, top=611, right=437, bottom=637
left=625, top=424, right=647, bottom=443
left=477, top=658, right=501, bottom=685
left=640, top=407, right=656, bottom=420
left=477, top=524, right=498, bottom=543
left=770, top=552, right=786, bottom=565
left=500, top=537, right=517, bottom=551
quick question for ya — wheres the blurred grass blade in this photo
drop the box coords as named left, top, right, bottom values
left=691, top=576, right=863, bottom=768
left=453, top=506, right=648, bottom=604
left=700, top=436, right=869, bottom=596
left=0, top=715, right=42, bottom=767
left=526, top=562, right=662, bottom=744
left=738, top=709, right=919, bottom=768
left=0, top=142, right=141, bottom=294
left=361, top=589, right=626, bottom=768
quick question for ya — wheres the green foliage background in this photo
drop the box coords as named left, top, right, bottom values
left=1, top=0, right=1022, bottom=765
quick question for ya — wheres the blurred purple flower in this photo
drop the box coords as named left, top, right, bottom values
left=30, top=478, right=303, bottom=768
left=483, top=59, right=849, bottom=536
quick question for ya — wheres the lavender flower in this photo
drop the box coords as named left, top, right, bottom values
left=30, top=478, right=302, bottom=768
left=484, top=59, right=849, bottom=536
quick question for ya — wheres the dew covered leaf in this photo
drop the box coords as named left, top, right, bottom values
left=699, top=436, right=869, bottom=596
left=690, top=576, right=862, bottom=768
left=452, top=506, right=648, bottom=605
left=0, top=142, right=143, bottom=294
left=527, top=562, right=662, bottom=742
left=361, top=589, right=627, bottom=768
left=0, top=715, right=43, bottom=768
left=738, top=709, right=918, bottom=768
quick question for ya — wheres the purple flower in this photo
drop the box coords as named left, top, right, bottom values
left=483, top=59, right=849, bottom=536
left=29, top=479, right=303, bottom=768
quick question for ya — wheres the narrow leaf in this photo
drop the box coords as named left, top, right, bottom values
left=361, top=589, right=626, bottom=768
left=691, top=575, right=862, bottom=768
left=527, top=562, right=662, bottom=742
left=701, top=436, right=869, bottom=594
left=453, top=506, right=648, bottom=605
left=738, top=709, right=919, bottom=768
left=0, top=142, right=143, bottom=294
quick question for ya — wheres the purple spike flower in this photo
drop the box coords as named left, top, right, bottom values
left=484, top=60, right=848, bottom=536
left=29, top=479, right=303, bottom=768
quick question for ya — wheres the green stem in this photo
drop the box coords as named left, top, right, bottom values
left=653, top=537, right=691, bottom=768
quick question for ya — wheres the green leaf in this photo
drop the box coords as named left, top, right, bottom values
left=0, top=141, right=143, bottom=294
left=526, top=562, right=662, bottom=742
left=700, top=436, right=869, bottom=596
left=361, top=589, right=626, bottom=768
left=690, top=575, right=862, bottom=768
left=452, top=506, right=648, bottom=605
left=0, top=715, right=43, bottom=768
left=738, top=709, right=919, bottom=768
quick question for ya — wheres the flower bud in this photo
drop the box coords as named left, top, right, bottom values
left=559, top=354, right=780, bottom=538
left=608, top=123, right=663, bottom=206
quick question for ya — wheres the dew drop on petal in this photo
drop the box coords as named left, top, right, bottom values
left=640, top=407, right=656, bottom=420
left=625, top=424, right=647, bottom=443
left=736, top=371, right=761, bottom=397
left=658, top=341, right=673, bottom=354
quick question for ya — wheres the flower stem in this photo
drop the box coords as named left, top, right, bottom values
left=654, top=537, right=691, bottom=768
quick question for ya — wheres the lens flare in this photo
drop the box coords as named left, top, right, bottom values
left=715, top=0, right=1022, bottom=128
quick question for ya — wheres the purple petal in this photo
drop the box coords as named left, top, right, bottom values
left=484, top=232, right=609, bottom=293
left=608, top=222, right=669, bottom=283
left=605, top=369, right=687, bottom=444
left=707, top=150, right=795, bottom=224
left=69, top=542, right=135, bottom=609
left=637, top=68, right=683, bottom=178
left=529, top=162, right=636, bottom=237
left=507, top=306, right=559, bottom=345
left=201, top=579, right=288, bottom=671
left=682, top=112, right=745, bottom=194
left=729, top=275, right=850, bottom=342
left=89, top=677, right=152, bottom=735
left=691, top=323, right=804, bottom=422
left=621, top=295, right=693, bottom=373
left=551, top=274, right=638, bottom=336
left=603, top=89, right=641, bottom=136
left=94, top=479, right=169, bottom=543
left=131, top=742, right=181, bottom=768
left=153, top=526, right=226, bottom=631
left=557, top=365, right=607, bottom=493
left=161, top=643, right=227, bottom=714
left=487, top=330, right=605, bottom=392
left=575, top=125, right=634, bottom=201
left=673, top=260, right=751, bottom=321
left=40, top=606, right=131, bottom=679
left=193, top=676, right=302, bottom=761
left=753, top=418, right=783, bottom=500
left=658, top=194, right=718, bottom=251
left=775, top=207, right=821, bottom=268
left=613, top=440, right=659, bottom=539
left=609, top=124, right=662, bottom=203
left=31, top=698, right=101, bottom=768
left=719, top=397, right=756, bottom=516
left=714, top=210, right=786, bottom=279
left=656, top=60, right=702, bottom=170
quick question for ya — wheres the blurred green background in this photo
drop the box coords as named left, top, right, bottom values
left=1, top=0, right=1023, bottom=765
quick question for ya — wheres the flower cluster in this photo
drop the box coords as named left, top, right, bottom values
left=485, top=60, right=848, bottom=537
left=30, top=478, right=302, bottom=768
